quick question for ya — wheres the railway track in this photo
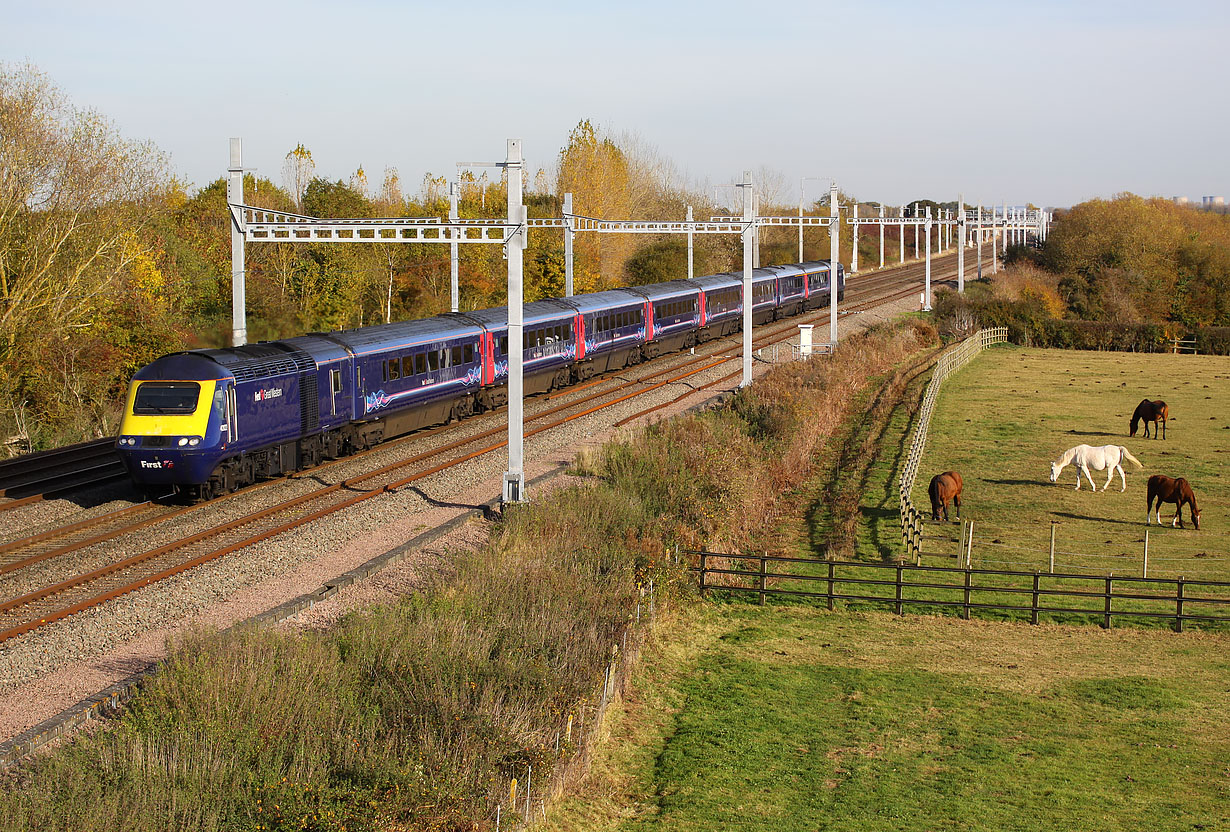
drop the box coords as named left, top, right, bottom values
left=0, top=438, right=126, bottom=511
left=0, top=250, right=965, bottom=643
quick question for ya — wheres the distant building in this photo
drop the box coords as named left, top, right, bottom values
left=1173, top=196, right=1189, bottom=205
left=1202, top=196, right=1225, bottom=207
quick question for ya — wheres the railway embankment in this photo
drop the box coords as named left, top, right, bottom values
left=0, top=318, right=938, bottom=829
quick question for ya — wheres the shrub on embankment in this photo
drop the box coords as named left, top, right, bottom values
left=0, top=320, right=937, bottom=830
left=933, top=286, right=1230, bottom=354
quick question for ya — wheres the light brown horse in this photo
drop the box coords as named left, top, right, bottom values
left=1130, top=399, right=1168, bottom=439
left=1146, top=474, right=1200, bottom=529
left=928, top=471, right=963, bottom=522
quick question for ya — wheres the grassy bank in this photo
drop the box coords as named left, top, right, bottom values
left=542, top=604, right=1230, bottom=832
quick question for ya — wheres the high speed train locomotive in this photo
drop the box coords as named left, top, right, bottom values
left=116, top=260, right=844, bottom=499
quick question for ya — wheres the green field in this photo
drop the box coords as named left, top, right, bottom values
left=914, top=347, right=1230, bottom=580
left=542, top=604, right=1230, bottom=832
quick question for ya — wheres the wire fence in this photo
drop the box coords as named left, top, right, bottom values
left=898, top=327, right=1008, bottom=560
left=487, top=580, right=657, bottom=831
left=923, top=517, right=1230, bottom=581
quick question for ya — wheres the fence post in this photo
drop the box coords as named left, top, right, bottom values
left=1031, top=572, right=1040, bottom=625
left=1103, top=576, right=1113, bottom=629
left=827, top=560, right=835, bottom=611
left=758, top=555, right=767, bottom=606
left=962, top=564, right=972, bottom=620
left=966, top=520, right=975, bottom=567
left=895, top=564, right=904, bottom=615
left=1143, top=530, right=1149, bottom=578
left=960, top=519, right=967, bottom=561
left=1175, top=576, right=1185, bottom=633
left=1049, top=521, right=1056, bottom=574
left=699, top=552, right=707, bottom=597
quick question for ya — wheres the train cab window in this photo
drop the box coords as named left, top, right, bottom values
left=331, top=369, right=342, bottom=394
left=464, top=343, right=474, bottom=364
left=134, top=382, right=200, bottom=414
left=428, top=351, right=439, bottom=372
left=388, top=358, right=400, bottom=381
left=451, top=346, right=463, bottom=366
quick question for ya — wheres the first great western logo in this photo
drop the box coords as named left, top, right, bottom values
left=254, top=387, right=284, bottom=402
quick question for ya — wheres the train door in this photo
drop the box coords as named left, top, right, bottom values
left=223, top=382, right=238, bottom=446
left=330, top=369, right=343, bottom=417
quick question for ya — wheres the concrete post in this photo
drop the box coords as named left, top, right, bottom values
left=503, top=139, right=526, bottom=504
left=957, top=195, right=965, bottom=293
left=977, top=202, right=983, bottom=279
left=913, top=204, right=919, bottom=259
left=228, top=138, right=247, bottom=347
left=924, top=206, right=932, bottom=311
left=564, top=192, right=574, bottom=297
left=741, top=171, right=754, bottom=388
left=449, top=182, right=460, bottom=312
left=851, top=202, right=859, bottom=273
left=879, top=203, right=885, bottom=269
left=1002, top=202, right=1009, bottom=255
left=899, top=205, right=905, bottom=266
left=830, top=183, right=839, bottom=346
left=687, top=204, right=694, bottom=279
left=752, top=191, right=761, bottom=269
left=992, top=205, right=999, bottom=275
left=798, top=192, right=804, bottom=263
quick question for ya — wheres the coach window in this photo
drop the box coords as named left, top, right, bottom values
left=463, top=343, right=474, bottom=364
left=428, top=351, right=439, bottom=372
left=414, top=354, right=426, bottom=375
left=565, top=323, right=572, bottom=340
left=388, top=358, right=400, bottom=381
left=451, top=346, right=463, bottom=366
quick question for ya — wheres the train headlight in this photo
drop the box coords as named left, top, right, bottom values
left=188, top=437, right=200, bottom=446
left=177, top=437, right=189, bottom=446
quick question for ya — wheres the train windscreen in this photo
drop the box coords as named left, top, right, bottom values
left=133, top=382, right=201, bottom=414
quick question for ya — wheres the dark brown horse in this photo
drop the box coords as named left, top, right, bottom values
left=928, top=471, right=963, bottom=522
left=1146, top=474, right=1200, bottom=530
left=1130, top=399, right=1168, bottom=439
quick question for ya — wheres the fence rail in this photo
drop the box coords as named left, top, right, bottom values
left=898, top=327, right=1008, bottom=560
left=689, top=551, right=1230, bottom=632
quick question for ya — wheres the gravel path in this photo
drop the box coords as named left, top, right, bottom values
left=0, top=291, right=922, bottom=747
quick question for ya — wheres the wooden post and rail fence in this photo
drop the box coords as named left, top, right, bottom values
left=689, top=551, right=1230, bottom=632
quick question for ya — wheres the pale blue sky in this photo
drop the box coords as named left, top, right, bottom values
left=3, top=0, right=1227, bottom=208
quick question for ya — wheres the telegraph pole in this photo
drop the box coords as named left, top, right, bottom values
left=829, top=183, right=839, bottom=346
left=449, top=182, right=459, bottom=312
left=228, top=138, right=247, bottom=347
left=741, top=171, right=754, bottom=387
left=504, top=139, right=526, bottom=504
left=564, top=192, right=574, bottom=296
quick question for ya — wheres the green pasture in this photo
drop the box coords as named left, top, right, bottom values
left=542, top=604, right=1230, bottom=832
left=914, top=347, right=1230, bottom=581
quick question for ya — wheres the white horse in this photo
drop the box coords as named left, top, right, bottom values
left=1049, top=444, right=1143, bottom=492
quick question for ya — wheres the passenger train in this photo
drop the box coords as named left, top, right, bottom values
left=115, top=261, right=845, bottom=499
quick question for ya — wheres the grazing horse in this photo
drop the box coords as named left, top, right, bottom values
left=1049, top=444, right=1143, bottom=492
left=928, top=471, right=963, bottom=522
left=1130, top=399, right=1168, bottom=440
left=1146, top=475, right=1201, bottom=529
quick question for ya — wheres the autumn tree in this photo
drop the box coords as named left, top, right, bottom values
left=0, top=63, right=177, bottom=444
